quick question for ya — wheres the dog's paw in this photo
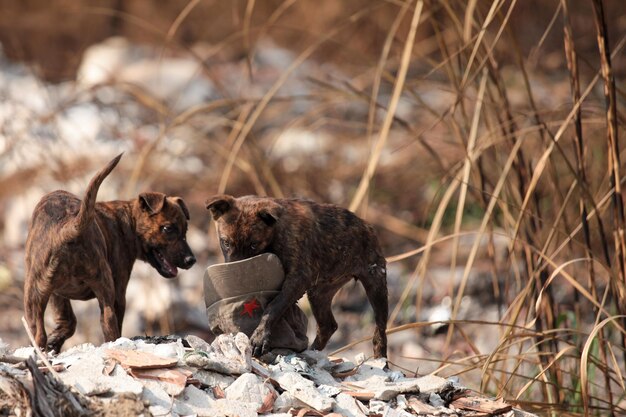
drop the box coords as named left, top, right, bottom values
left=46, top=341, right=61, bottom=355
left=250, top=328, right=271, bottom=357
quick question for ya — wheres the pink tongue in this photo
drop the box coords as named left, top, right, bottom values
left=162, top=257, right=178, bottom=276
left=159, top=255, right=178, bottom=275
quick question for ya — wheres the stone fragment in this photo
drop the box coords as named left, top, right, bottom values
left=429, top=392, right=445, bottom=407
left=273, top=391, right=308, bottom=413
left=416, top=374, right=452, bottom=395
left=369, top=400, right=386, bottom=415
left=141, top=381, right=174, bottom=416
left=214, top=398, right=259, bottom=417
left=225, top=373, right=277, bottom=411
left=396, top=394, right=408, bottom=410
left=272, top=371, right=334, bottom=412
left=193, top=369, right=236, bottom=389
left=333, top=392, right=367, bottom=417
left=57, top=351, right=143, bottom=396
left=174, top=385, right=216, bottom=416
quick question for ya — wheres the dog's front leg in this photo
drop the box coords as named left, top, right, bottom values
left=250, top=273, right=308, bottom=357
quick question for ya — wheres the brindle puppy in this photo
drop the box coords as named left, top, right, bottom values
left=206, top=195, right=388, bottom=358
left=24, top=154, right=196, bottom=352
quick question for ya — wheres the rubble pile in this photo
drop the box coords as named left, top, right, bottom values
left=0, top=334, right=534, bottom=417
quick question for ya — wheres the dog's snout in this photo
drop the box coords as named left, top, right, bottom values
left=183, top=254, right=196, bottom=268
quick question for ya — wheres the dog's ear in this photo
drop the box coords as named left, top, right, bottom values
left=258, top=201, right=283, bottom=226
left=205, top=195, right=236, bottom=220
left=172, top=197, right=190, bottom=220
left=139, top=192, right=166, bottom=215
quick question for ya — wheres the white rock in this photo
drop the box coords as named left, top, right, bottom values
left=225, top=373, right=276, bottom=411
left=272, top=371, right=334, bottom=412
left=415, top=374, right=452, bottom=394
left=333, top=393, right=367, bottom=417
left=57, top=352, right=143, bottom=396
left=364, top=357, right=388, bottom=370
left=11, top=347, right=36, bottom=360
left=193, top=369, right=236, bottom=390
left=429, top=392, right=446, bottom=407
left=369, top=400, right=386, bottom=415
left=174, top=385, right=216, bottom=416
left=273, top=391, right=307, bottom=413
left=397, top=394, right=408, bottom=410
left=141, top=382, right=173, bottom=416
left=214, top=398, right=258, bottom=417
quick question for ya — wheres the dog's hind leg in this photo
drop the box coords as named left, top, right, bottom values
left=114, top=295, right=126, bottom=335
left=92, top=265, right=121, bottom=342
left=308, top=280, right=347, bottom=352
left=47, top=294, right=77, bottom=353
left=358, top=259, right=389, bottom=358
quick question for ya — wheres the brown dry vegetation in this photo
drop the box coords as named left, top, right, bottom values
left=1, top=1, right=626, bottom=415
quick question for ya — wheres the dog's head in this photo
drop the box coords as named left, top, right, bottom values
left=134, top=192, right=196, bottom=278
left=205, top=195, right=282, bottom=262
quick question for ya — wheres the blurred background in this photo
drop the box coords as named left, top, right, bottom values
left=0, top=0, right=625, bottom=414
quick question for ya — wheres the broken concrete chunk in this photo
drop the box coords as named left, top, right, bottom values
left=11, top=347, right=36, bottom=361
left=381, top=405, right=414, bottom=417
left=364, top=357, right=388, bottom=370
left=174, top=385, right=217, bottom=416
left=428, top=392, right=446, bottom=408
left=273, top=391, right=308, bottom=413
left=333, top=392, right=367, bottom=417
left=141, top=380, right=176, bottom=416
left=225, top=373, right=277, bottom=411
left=272, top=371, right=334, bottom=412
left=369, top=400, right=386, bottom=415
left=57, top=352, right=143, bottom=396
left=396, top=394, right=408, bottom=410
left=349, top=373, right=458, bottom=402
left=415, top=374, right=453, bottom=395
left=214, top=398, right=259, bottom=417
left=184, top=333, right=252, bottom=375
left=193, top=369, right=236, bottom=389
left=373, top=378, right=422, bottom=401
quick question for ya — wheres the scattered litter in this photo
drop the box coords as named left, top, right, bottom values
left=0, top=335, right=531, bottom=417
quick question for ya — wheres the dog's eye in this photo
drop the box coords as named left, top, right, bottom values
left=250, top=243, right=257, bottom=251
left=220, top=239, right=231, bottom=250
left=161, top=225, right=174, bottom=234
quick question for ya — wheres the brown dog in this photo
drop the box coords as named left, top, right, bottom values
left=206, top=195, right=388, bottom=358
left=24, top=154, right=196, bottom=352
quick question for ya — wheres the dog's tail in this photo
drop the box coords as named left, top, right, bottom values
left=64, top=153, right=123, bottom=240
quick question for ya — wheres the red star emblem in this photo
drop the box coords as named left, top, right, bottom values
left=241, top=298, right=261, bottom=317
